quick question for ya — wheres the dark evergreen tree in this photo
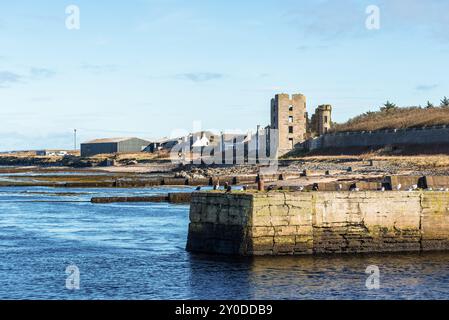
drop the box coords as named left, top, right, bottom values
left=440, top=96, right=449, bottom=107
left=380, top=101, right=398, bottom=112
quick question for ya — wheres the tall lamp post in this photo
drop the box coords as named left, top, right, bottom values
left=74, top=129, right=77, bottom=151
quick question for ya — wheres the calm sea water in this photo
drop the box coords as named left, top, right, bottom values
left=0, top=185, right=448, bottom=300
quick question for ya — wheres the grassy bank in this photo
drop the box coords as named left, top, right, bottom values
left=332, top=106, right=449, bottom=133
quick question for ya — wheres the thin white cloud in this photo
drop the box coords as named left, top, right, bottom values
left=0, top=67, right=56, bottom=88
left=284, top=0, right=365, bottom=40
left=176, top=72, right=224, bottom=82
left=284, top=0, right=449, bottom=42
left=0, top=71, right=22, bottom=88
left=416, top=84, right=439, bottom=91
left=30, top=67, right=56, bottom=79
left=379, top=0, right=449, bottom=40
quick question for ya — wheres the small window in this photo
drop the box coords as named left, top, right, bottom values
left=324, top=116, right=328, bottom=123
left=289, top=138, right=294, bottom=148
left=289, top=105, right=293, bottom=111
left=288, top=116, right=293, bottom=123
left=289, top=126, right=294, bottom=134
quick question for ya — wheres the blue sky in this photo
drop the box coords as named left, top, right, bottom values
left=1, top=0, right=448, bottom=151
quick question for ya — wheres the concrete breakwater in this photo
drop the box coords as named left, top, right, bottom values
left=91, top=192, right=192, bottom=204
left=186, top=191, right=449, bottom=255
left=0, top=174, right=259, bottom=188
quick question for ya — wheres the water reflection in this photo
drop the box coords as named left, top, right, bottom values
left=188, top=252, right=449, bottom=300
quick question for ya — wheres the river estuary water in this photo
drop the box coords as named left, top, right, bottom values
left=0, top=185, right=448, bottom=300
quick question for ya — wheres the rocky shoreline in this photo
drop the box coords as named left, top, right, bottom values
left=2, top=154, right=449, bottom=190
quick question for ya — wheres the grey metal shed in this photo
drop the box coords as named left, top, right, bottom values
left=80, top=137, right=150, bottom=157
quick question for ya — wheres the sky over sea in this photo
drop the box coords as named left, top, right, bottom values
left=1, top=0, right=448, bottom=150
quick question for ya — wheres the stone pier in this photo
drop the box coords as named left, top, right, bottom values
left=186, top=191, right=449, bottom=255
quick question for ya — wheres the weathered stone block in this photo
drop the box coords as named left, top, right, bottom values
left=274, top=226, right=297, bottom=236
left=250, top=236, right=274, bottom=252
left=273, top=236, right=296, bottom=254
left=269, top=215, right=290, bottom=227
left=186, top=191, right=449, bottom=256
left=250, top=226, right=275, bottom=238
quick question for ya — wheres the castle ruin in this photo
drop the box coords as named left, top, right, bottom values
left=269, top=93, right=332, bottom=156
left=314, top=104, right=332, bottom=136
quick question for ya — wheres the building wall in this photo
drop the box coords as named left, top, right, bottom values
left=81, top=138, right=150, bottom=157
left=80, top=143, right=118, bottom=157
left=271, top=94, right=307, bottom=155
left=117, top=138, right=150, bottom=153
left=187, top=191, right=449, bottom=256
left=304, top=126, right=449, bottom=151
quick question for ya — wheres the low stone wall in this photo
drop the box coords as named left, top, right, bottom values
left=186, top=191, right=449, bottom=255
left=303, top=125, right=449, bottom=151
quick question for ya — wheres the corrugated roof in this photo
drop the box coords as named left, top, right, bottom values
left=83, top=137, right=140, bottom=144
left=152, top=137, right=181, bottom=144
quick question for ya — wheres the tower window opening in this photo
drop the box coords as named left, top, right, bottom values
left=289, top=105, right=293, bottom=111
left=289, top=138, right=294, bottom=149
left=288, top=116, right=293, bottom=123
left=288, top=126, right=294, bottom=134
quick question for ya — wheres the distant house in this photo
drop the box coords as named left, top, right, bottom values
left=189, top=131, right=220, bottom=147
left=192, top=133, right=211, bottom=148
left=35, top=150, right=69, bottom=156
left=80, top=137, right=150, bottom=157
left=143, top=131, right=239, bottom=154
left=35, top=150, right=49, bottom=156
left=143, top=137, right=182, bottom=153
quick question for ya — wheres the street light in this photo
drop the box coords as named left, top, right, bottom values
left=74, top=129, right=77, bottom=151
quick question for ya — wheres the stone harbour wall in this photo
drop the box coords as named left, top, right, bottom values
left=187, top=193, right=253, bottom=255
left=304, top=126, right=449, bottom=151
left=186, top=191, right=449, bottom=255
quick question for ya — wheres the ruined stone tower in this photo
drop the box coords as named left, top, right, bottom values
left=270, top=93, right=307, bottom=155
left=315, top=104, right=332, bottom=135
